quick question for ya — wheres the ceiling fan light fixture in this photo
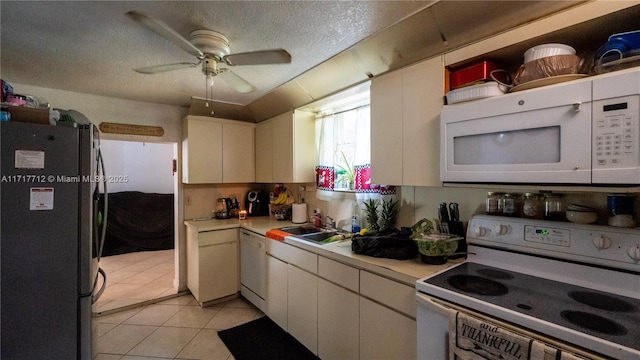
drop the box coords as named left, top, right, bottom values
left=190, top=30, right=230, bottom=58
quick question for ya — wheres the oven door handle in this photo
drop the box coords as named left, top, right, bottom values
left=416, top=293, right=452, bottom=316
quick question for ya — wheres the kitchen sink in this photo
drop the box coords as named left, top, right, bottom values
left=279, top=226, right=346, bottom=245
left=299, top=231, right=341, bottom=243
left=279, top=225, right=325, bottom=235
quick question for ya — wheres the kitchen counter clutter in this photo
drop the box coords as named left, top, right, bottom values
left=184, top=217, right=461, bottom=286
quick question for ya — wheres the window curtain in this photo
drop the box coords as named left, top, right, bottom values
left=315, top=104, right=395, bottom=201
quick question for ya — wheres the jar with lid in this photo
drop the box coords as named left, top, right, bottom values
left=486, top=192, right=504, bottom=215
left=502, top=193, right=522, bottom=217
left=522, top=193, right=543, bottom=219
left=543, top=194, right=564, bottom=221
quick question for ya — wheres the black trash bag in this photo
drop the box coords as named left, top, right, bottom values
left=351, top=227, right=418, bottom=260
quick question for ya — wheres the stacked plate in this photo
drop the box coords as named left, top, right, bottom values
left=565, top=204, right=598, bottom=224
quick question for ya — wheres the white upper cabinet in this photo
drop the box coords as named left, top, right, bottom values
left=371, top=56, right=444, bottom=186
left=222, top=121, right=255, bottom=183
left=182, top=116, right=255, bottom=184
left=255, top=110, right=315, bottom=183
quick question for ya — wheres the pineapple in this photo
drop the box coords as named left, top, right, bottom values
left=379, top=198, right=399, bottom=232
left=363, top=199, right=380, bottom=232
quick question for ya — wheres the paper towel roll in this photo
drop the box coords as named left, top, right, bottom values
left=292, top=203, right=308, bottom=224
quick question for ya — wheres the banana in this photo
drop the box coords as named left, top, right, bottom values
left=274, top=192, right=287, bottom=205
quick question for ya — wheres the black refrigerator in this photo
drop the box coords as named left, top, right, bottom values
left=1, top=120, right=107, bottom=359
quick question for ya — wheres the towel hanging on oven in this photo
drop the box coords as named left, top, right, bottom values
left=449, top=311, right=588, bottom=360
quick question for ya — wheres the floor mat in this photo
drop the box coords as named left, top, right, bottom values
left=218, top=316, right=320, bottom=360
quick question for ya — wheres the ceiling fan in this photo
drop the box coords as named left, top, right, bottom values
left=126, top=11, right=291, bottom=94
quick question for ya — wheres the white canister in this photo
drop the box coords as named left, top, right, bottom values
left=291, top=203, right=308, bottom=224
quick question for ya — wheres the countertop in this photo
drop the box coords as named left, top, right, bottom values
left=184, top=217, right=462, bottom=286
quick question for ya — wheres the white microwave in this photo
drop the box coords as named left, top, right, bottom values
left=440, top=67, right=640, bottom=184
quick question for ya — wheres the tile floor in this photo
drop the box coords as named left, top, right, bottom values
left=94, top=294, right=263, bottom=359
left=94, top=249, right=177, bottom=314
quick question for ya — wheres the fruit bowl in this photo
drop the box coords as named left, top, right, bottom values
left=413, top=234, right=462, bottom=265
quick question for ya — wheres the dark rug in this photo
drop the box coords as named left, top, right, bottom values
left=218, top=316, right=320, bottom=360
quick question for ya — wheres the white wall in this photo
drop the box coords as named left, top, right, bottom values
left=100, top=140, right=175, bottom=194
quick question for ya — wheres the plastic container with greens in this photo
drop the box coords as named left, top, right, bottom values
left=413, top=233, right=462, bottom=265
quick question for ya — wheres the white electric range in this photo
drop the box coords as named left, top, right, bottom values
left=416, top=215, right=640, bottom=360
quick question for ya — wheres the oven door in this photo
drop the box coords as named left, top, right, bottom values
left=416, top=293, right=607, bottom=360
left=440, top=79, right=592, bottom=184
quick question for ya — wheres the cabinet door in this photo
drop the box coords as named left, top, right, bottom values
left=318, top=278, right=359, bottom=360
left=222, top=123, right=255, bottom=183
left=288, top=265, right=318, bottom=354
left=359, top=297, right=416, bottom=360
left=255, top=121, right=273, bottom=182
left=199, top=241, right=239, bottom=302
left=291, top=110, right=316, bottom=183
left=402, top=57, right=443, bottom=186
left=266, top=255, right=288, bottom=330
left=370, top=70, right=403, bottom=185
left=272, top=112, right=295, bottom=182
left=182, top=118, right=222, bottom=183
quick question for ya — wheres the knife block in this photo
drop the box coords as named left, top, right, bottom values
left=447, top=221, right=467, bottom=259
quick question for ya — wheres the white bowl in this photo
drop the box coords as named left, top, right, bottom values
left=524, top=43, right=576, bottom=63
left=566, top=210, right=597, bottom=224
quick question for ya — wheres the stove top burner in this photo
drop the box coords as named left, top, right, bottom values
left=447, top=274, right=509, bottom=296
left=561, top=310, right=628, bottom=336
left=419, top=262, right=640, bottom=353
left=568, top=290, right=638, bottom=313
left=476, top=268, right=515, bottom=280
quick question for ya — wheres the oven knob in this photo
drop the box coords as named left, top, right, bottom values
left=474, top=226, right=487, bottom=237
left=628, top=245, right=640, bottom=261
left=494, top=224, right=508, bottom=235
left=592, top=235, right=612, bottom=249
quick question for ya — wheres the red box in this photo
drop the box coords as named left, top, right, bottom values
left=450, top=61, right=509, bottom=90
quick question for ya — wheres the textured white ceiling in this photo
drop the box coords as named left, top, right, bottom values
left=0, top=1, right=430, bottom=107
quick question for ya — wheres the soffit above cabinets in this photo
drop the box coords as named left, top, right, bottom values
left=248, top=0, right=586, bottom=122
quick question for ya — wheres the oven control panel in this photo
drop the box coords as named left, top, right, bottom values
left=523, top=225, right=571, bottom=247
left=468, top=215, right=640, bottom=272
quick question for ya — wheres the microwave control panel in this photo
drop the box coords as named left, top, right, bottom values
left=593, top=95, right=639, bottom=169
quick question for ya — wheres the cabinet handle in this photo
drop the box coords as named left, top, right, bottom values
left=572, top=102, right=581, bottom=112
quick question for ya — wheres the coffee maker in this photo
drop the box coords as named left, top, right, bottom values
left=245, top=190, right=269, bottom=216
left=215, top=197, right=240, bottom=219
left=215, top=198, right=232, bottom=219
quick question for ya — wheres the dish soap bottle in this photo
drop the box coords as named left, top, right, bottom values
left=351, top=203, right=361, bottom=233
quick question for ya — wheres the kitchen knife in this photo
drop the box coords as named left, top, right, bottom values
left=449, top=203, right=459, bottom=222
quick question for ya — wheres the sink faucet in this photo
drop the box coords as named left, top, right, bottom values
left=325, top=215, right=336, bottom=229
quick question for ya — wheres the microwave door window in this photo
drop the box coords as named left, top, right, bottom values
left=453, top=126, right=561, bottom=165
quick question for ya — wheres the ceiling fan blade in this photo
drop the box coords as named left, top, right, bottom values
left=222, top=49, right=291, bottom=66
left=127, top=11, right=203, bottom=58
left=134, top=62, right=199, bottom=74
left=218, top=70, right=256, bottom=93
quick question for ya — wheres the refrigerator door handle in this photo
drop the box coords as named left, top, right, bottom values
left=92, top=267, right=107, bottom=304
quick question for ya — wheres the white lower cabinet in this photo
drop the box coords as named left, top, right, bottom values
left=265, top=240, right=416, bottom=359
left=318, top=278, right=359, bottom=360
left=186, top=228, right=239, bottom=306
left=266, top=254, right=288, bottom=330
left=287, top=264, right=318, bottom=354
left=359, top=270, right=417, bottom=360
left=359, top=297, right=417, bottom=360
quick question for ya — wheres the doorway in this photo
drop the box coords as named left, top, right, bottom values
left=93, top=140, right=178, bottom=314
